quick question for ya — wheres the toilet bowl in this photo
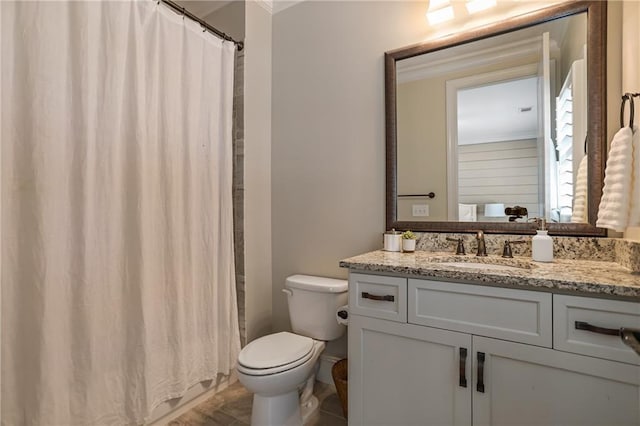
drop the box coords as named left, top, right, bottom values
left=237, top=333, right=325, bottom=425
left=237, top=275, right=348, bottom=426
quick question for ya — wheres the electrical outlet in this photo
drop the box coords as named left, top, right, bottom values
left=412, top=204, right=429, bottom=217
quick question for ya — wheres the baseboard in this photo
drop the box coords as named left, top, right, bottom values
left=147, top=372, right=238, bottom=425
left=317, top=354, right=342, bottom=385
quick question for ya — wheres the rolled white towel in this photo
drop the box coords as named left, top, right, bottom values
left=571, top=154, right=588, bottom=223
left=596, top=127, right=634, bottom=231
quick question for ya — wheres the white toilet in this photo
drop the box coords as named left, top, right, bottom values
left=237, top=274, right=348, bottom=426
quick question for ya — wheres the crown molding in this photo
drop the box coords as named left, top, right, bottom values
left=397, top=36, right=560, bottom=84
left=251, top=0, right=331, bottom=16
left=255, top=0, right=273, bottom=14
left=273, top=0, right=306, bottom=14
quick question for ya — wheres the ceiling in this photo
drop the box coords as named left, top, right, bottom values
left=457, top=76, right=539, bottom=145
left=173, top=0, right=303, bottom=17
left=174, top=0, right=234, bottom=19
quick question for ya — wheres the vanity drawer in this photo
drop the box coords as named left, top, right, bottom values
left=554, top=295, right=640, bottom=365
left=408, top=279, right=552, bottom=347
left=349, top=273, right=407, bottom=322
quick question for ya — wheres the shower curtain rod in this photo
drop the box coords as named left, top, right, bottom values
left=158, top=0, right=244, bottom=50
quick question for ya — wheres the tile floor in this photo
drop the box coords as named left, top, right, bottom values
left=170, top=381, right=347, bottom=426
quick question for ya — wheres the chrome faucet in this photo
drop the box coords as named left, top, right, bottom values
left=475, top=231, right=487, bottom=257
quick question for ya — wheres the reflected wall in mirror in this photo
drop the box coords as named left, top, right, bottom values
left=386, top=1, right=606, bottom=236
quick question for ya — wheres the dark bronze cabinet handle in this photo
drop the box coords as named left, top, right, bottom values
left=459, top=348, right=467, bottom=388
left=575, top=321, right=621, bottom=336
left=361, top=292, right=394, bottom=302
left=477, top=352, right=485, bottom=393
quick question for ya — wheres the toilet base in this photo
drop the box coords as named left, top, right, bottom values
left=250, top=391, right=320, bottom=426
left=299, top=373, right=319, bottom=423
left=300, top=395, right=319, bottom=424
left=251, top=390, right=301, bottom=426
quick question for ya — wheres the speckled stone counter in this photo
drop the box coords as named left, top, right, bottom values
left=414, top=232, right=640, bottom=272
left=339, top=250, right=640, bottom=300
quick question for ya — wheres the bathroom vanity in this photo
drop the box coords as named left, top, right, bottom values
left=361, top=1, right=639, bottom=422
left=340, top=251, right=640, bottom=426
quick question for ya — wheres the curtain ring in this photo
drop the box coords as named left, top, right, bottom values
left=182, top=7, right=186, bottom=18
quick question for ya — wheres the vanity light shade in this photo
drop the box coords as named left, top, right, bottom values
left=426, top=0, right=454, bottom=25
left=466, top=0, right=497, bottom=14
left=484, top=203, right=506, bottom=217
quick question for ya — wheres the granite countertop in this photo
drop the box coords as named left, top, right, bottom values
left=339, top=250, right=640, bottom=300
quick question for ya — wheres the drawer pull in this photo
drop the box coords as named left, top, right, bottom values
left=621, top=328, right=640, bottom=356
left=361, top=292, right=394, bottom=302
left=459, top=348, right=467, bottom=388
left=575, top=321, right=621, bottom=336
left=476, top=352, right=485, bottom=393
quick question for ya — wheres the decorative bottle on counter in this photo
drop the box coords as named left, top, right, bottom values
left=532, top=219, right=553, bottom=262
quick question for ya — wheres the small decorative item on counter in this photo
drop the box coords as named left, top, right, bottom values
left=531, top=218, right=553, bottom=262
left=402, top=230, right=417, bottom=253
left=383, top=229, right=402, bottom=252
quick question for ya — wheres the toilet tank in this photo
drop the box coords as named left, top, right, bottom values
left=285, top=275, right=348, bottom=341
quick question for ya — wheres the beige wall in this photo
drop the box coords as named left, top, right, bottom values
left=270, top=0, right=623, bottom=337
left=620, top=1, right=640, bottom=241
left=608, top=1, right=623, bottom=238
left=397, top=78, right=448, bottom=221
left=272, top=1, right=430, bottom=334
left=244, top=0, right=273, bottom=342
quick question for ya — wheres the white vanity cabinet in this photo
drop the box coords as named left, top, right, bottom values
left=348, top=272, right=640, bottom=426
left=473, top=336, right=640, bottom=426
left=349, top=315, right=472, bottom=425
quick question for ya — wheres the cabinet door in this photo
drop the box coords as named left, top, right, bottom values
left=349, top=315, right=471, bottom=426
left=473, top=336, right=640, bottom=426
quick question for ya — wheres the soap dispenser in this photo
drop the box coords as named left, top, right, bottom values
left=531, top=218, right=553, bottom=262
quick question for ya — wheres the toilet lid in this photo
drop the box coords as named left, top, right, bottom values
left=238, top=332, right=314, bottom=369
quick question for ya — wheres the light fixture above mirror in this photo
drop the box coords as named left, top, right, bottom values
left=426, top=0, right=498, bottom=26
left=426, top=0, right=454, bottom=25
left=466, top=0, right=497, bottom=14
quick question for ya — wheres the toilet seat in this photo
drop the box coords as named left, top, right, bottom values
left=237, top=332, right=315, bottom=376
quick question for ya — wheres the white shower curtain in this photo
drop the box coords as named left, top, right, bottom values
left=1, top=1, right=240, bottom=424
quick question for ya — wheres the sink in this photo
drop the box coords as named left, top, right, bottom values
left=427, top=255, right=534, bottom=271
left=437, top=262, right=526, bottom=272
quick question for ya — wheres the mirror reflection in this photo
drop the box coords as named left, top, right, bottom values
left=396, top=12, right=587, bottom=224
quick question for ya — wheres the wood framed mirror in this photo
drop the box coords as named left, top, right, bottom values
left=385, top=1, right=606, bottom=236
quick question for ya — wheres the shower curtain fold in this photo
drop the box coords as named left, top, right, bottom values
left=1, top=1, right=240, bottom=424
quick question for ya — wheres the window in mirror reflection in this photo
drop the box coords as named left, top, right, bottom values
left=396, top=11, right=588, bottom=224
